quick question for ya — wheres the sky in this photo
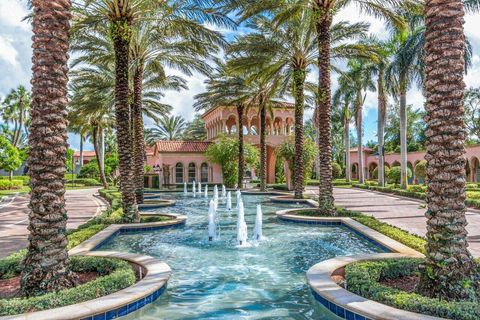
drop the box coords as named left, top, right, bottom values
left=1, top=1, right=480, bottom=151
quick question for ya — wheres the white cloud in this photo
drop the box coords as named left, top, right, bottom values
left=0, top=0, right=30, bottom=31
left=0, top=36, right=19, bottom=65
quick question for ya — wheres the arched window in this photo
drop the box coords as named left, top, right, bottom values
left=175, top=163, right=184, bottom=183
left=201, top=163, right=209, bottom=183
left=188, top=163, right=196, bottom=182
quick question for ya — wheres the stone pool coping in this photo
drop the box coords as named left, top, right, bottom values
left=1, top=214, right=186, bottom=320
left=138, top=199, right=176, bottom=209
left=275, top=208, right=439, bottom=320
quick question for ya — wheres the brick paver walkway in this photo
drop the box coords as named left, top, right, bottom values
left=0, top=188, right=106, bottom=258
left=306, top=186, right=480, bottom=257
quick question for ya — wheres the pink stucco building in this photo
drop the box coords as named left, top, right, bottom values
left=144, top=103, right=296, bottom=188
left=350, top=145, right=480, bottom=183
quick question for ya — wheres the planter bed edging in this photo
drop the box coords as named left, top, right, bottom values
left=1, top=215, right=187, bottom=320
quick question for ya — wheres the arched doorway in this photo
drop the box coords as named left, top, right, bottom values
left=368, top=162, right=378, bottom=180
left=351, top=163, right=359, bottom=180
left=188, top=163, right=196, bottom=182
left=175, top=163, right=184, bottom=183
left=201, top=163, right=209, bottom=183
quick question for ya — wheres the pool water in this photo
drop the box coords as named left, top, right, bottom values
left=97, top=193, right=384, bottom=320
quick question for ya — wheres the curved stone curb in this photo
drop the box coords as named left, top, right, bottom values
left=269, top=195, right=317, bottom=207
left=306, top=254, right=444, bottom=320
left=1, top=252, right=172, bottom=320
left=241, top=190, right=290, bottom=196
left=138, top=199, right=176, bottom=210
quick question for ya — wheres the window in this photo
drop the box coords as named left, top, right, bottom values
left=175, top=163, right=184, bottom=183
left=188, top=163, right=196, bottom=182
left=201, top=163, right=209, bottom=183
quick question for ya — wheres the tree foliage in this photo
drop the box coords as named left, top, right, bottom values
left=0, top=136, right=22, bottom=178
left=277, top=138, right=317, bottom=186
left=205, top=136, right=258, bottom=188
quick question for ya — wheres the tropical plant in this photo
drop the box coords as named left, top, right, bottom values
left=383, top=104, right=425, bottom=153
left=418, top=0, right=478, bottom=300
left=145, top=115, right=186, bottom=142
left=205, top=136, right=258, bottom=188
left=414, top=160, right=426, bottom=184
left=277, top=138, right=317, bottom=189
left=21, top=0, right=76, bottom=296
left=182, top=115, right=207, bottom=141
left=464, top=87, right=480, bottom=141
left=1, top=85, right=30, bottom=148
left=0, top=136, right=22, bottom=181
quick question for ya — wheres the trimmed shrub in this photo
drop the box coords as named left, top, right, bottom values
left=0, top=180, right=23, bottom=190
left=386, top=166, right=412, bottom=184
left=414, top=160, right=427, bottom=182
left=332, top=162, right=342, bottom=179
left=0, top=256, right=135, bottom=316
left=372, top=166, right=390, bottom=180
left=0, top=176, right=29, bottom=184
left=345, top=259, right=480, bottom=320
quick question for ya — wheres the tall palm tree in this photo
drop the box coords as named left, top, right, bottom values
left=228, top=13, right=371, bottom=198
left=195, top=62, right=252, bottom=189
left=333, top=77, right=355, bottom=183
left=145, top=115, right=187, bottom=142
left=1, top=85, right=30, bottom=149
left=418, top=0, right=478, bottom=300
left=21, top=0, right=76, bottom=296
left=341, top=60, right=376, bottom=184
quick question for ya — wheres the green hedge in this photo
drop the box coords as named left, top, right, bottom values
left=345, top=258, right=480, bottom=320
left=0, top=176, right=29, bottom=184
left=0, top=180, right=23, bottom=190
left=352, top=183, right=426, bottom=201
left=0, top=255, right=135, bottom=316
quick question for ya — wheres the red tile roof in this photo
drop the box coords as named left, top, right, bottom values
left=73, top=151, right=96, bottom=157
left=155, top=140, right=211, bottom=153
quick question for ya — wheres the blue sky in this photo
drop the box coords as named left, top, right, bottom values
left=2, top=1, right=480, bottom=150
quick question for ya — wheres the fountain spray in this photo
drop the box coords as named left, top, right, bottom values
left=254, top=204, right=263, bottom=240
left=236, top=200, right=248, bottom=246
left=198, top=181, right=202, bottom=194
left=184, top=182, right=187, bottom=195
left=204, top=185, right=208, bottom=198
left=208, top=200, right=217, bottom=241
left=226, top=191, right=232, bottom=211
left=222, top=185, right=226, bottom=198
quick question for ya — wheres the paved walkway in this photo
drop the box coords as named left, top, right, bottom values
left=0, top=188, right=105, bottom=258
left=306, top=187, right=480, bottom=257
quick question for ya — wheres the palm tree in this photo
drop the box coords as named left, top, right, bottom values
left=1, top=85, right=30, bottom=149
left=228, top=12, right=371, bottom=198
left=195, top=63, right=252, bottom=188
left=183, top=115, right=207, bottom=141
left=333, top=78, right=355, bottom=183
left=341, top=60, right=376, bottom=184
left=418, top=0, right=478, bottom=300
left=145, top=115, right=187, bottom=142
left=20, top=0, right=76, bottom=296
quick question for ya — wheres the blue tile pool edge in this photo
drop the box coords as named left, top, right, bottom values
left=311, top=289, right=372, bottom=320
left=80, top=284, right=167, bottom=320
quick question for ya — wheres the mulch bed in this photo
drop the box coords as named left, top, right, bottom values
left=380, top=275, right=419, bottom=293
left=0, top=272, right=98, bottom=299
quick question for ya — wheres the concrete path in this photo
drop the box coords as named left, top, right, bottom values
left=305, top=186, right=480, bottom=257
left=0, top=188, right=106, bottom=258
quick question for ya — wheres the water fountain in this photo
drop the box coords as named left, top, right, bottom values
left=236, top=190, right=242, bottom=209
left=226, top=191, right=232, bottom=211
left=208, top=200, right=217, bottom=241
left=204, top=185, right=208, bottom=198
left=198, top=181, right=202, bottom=194
left=221, top=185, right=226, bottom=198
left=184, top=182, right=187, bottom=195
left=254, top=204, right=263, bottom=240
left=236, top=200, right=248, bottom=246
left=192, top=181, right=196, bottom=197
left=213, top=185, right=219, bottom=210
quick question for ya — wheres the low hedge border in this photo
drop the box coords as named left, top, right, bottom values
left=345, top=258, right=480, bottom=320
left=0, top=180, right=23, bottom=190
left=292, top=208, right=427, bottom=254
left=0, top=255, right=135, bottom=316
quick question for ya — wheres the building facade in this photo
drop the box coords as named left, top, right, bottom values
left=350, top=145, right=480, bottom=183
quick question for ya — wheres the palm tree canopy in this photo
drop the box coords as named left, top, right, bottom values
left=145, top=115, right=187, bottom=143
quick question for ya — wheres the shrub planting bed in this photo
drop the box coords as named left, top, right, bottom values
left=0, top=180, right=23, bottom=190
left=345, top=258, right=480, bottom=320
left=0, top=254, right=135, bottom=316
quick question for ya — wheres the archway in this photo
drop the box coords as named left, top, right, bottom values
left=201, top=163, right=209, bottom=183
left=250, top=116, right=259, bottom=135
left=368, top=162, right=378, bottom=180
left=471, top=157, right=480, bottom=182
left=226, top=114, right=237, bottom=134
left=465, top=158, right=472, bottom=182
left=188, top=163, right=196, bottom=182
left=351, top=163, right=359, bottom=180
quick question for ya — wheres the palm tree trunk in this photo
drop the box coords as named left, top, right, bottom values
left=293, top=67, right=306, bottom=199
left=356, top=109, right=364, bottom=184
left=377, top=68, right=387, bottom=187
left=259, top=105, right=267, bottom=191
left=315, top=13, right=335, bottom=215
left=21, top=0, right=76, bottom=296
left=133, top=66, right=145, bottom=204
left=92, top=126, right=108, bottom=189
left=79, top=134, right=84, bottom=169
left=418, top=0, right=477, bottom=300
left=112, top=20, right=139, bottom=223
left=400, top=77, right=408, bottom=189
left=237, top=104, right=245, bottom=189
left=344, top=113, right=351, bottom=183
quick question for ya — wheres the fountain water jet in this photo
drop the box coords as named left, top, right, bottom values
left=226, top=192, right=232, bottom=211
left=213, top=186, right=219, bottom=210
left=204, top=185, right=208, bottom=198
left=208, top=200, right=217, bottom=241
left=221, top=185, right=226, bottom=198
left=254, top=204, right=263, bottom=240
left=236, top=190, right=242, bottom=209
left=198, top=181, right=202, bottom=194
left=184, top=182, right=187, bottom=195
left=192, top=181, right=196, bottom=197
left=236, top=200, right=248, bottom=246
